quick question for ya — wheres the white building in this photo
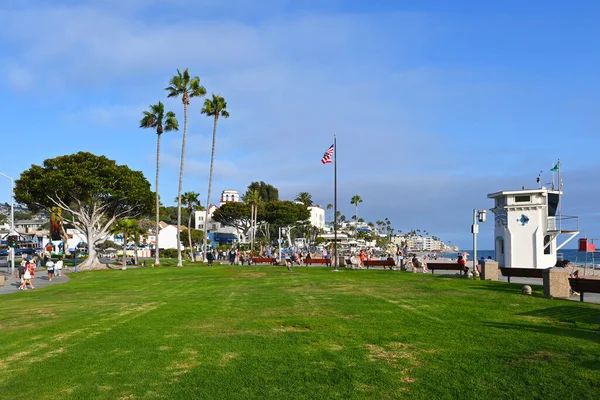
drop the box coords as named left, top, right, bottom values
left=220, top=190, right=240, bottom=206
left=157, top=222, right=187, bottom=250
left=308, top=206, right=325, bottom=229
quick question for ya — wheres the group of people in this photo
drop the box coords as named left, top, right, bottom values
left=15, top=255, right=64, bottom=291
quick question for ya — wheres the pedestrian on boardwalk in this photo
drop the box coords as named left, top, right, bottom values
left=46, top=261, right=55, bottom=281
left=55, top=257, right=63, bottom=277
left=359, top=250, right=366, bottom=268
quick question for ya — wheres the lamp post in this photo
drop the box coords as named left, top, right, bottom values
left=0, top=171, right=15, bottom=275
left=472, top=209, right=487, bottom=277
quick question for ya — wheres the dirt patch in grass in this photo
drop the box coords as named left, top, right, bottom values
left=365, top=343, right=415, bottom=364
left=273, top=325, right=310, bottom=333
left=220, top=352, right=240, bottom=366
left=237, top=272, right=267, bottom=278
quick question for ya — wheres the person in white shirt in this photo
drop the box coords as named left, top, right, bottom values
left=54, top=258, right=64, bottom=277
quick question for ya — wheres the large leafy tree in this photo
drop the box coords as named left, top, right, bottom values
left=14, top=152, right=153, bottom=269
left=201, top=94, right=229, bottom=260
left=165, top=68, right=206, bottom=266
left=259, top=201, right=310, bottom=247
left=247, top=181, right=279, bottom=202
left=295, top=192, right=313, bottom=207
left=211, top=202, right=253, bottom=238
left=180, top=229, right=204, bottom=250
left=350, top=194, right=363, bottom=221
left=159, top=205, right=190, bottom=225
left=140, top=101, right=178, bottom=266
left=180, top=191, right=202, bottom=261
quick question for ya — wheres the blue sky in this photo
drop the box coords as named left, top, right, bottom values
left=1, top=0, right=600, bottom=249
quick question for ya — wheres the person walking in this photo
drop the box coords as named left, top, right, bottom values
left=46, top=261, right=55, bottom=281
left=24, top=260, right=36, bottom=289
left=55, top=257, right=64, bottom=277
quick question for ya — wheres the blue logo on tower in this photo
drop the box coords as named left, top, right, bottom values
left=517, top=214, right=529, bottom=226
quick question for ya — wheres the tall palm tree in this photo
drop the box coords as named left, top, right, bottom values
left=110, top=219, right=138, bottom=268
left=295, top=192, right=313, bottom=207
left=201, top=94, right=229, bottom=260
left=165, top=69, right=206, bottom=267
left=140, top=101, right=179, bottom=266
left=326, top=203, right=333, bottom=222
left=180, top=191, right=202, bottom=261
left=243, top=189, right=261, bottom=251
left=350, top=195, right=363, bottom=221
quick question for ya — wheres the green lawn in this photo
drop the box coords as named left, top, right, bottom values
left=1, top=265, right=599, bottom=399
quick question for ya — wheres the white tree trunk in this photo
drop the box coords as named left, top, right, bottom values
left=155, top=133, right=161, bottom=266
left=203, top=114, right=219, bottom=261
left=176, top=103, right=188, bottom=267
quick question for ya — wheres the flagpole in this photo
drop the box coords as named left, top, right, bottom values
left=557, top=159, right=562, bottom=231
left=333, top=134, right=338, bottom=271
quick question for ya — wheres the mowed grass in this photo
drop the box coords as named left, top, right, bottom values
left=1, top=265, right=599, bottom=399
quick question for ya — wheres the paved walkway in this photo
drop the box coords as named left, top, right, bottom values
left=0, top=270, right=71, bottom=295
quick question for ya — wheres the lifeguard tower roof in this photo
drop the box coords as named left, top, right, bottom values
left=487, top=188, right=561, bottom=199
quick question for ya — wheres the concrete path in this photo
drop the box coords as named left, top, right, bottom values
left=0, top=271, right=71, bottom=295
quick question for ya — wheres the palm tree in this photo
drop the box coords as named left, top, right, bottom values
left=165, top=69, right=206, bottom=267
left=326, top=203, right=333, bottom=223
left=132, top=224, right=146, bottom=266
left=295, top=192, right=313, bottom=207
left=140, top=101, right=179, bottom=266
left=110, top=219, right=138, bottom=268
left=180, top=191, right=202, bottom=261
left=350, top=195, right=363, bottom=221
left=201, top=94, right=229, bottom=260
left=242, top=189, right=261, bottom=251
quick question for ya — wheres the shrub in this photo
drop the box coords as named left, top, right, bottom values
left=160, top=248, right=178, bottom=258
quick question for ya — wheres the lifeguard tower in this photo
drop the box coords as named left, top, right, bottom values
left=487, top=188, right=579, bottom=269
left=577, top=237, right=600, bottom=274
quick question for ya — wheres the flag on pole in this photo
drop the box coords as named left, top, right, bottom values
left=550, top=162, right=559, bottom=172
left=321, top=144, right=334, bottom=164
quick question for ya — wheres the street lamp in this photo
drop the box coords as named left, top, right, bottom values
left=0, top=171, right=15, bottom=275
left=472, top=209, right=487, bottom=277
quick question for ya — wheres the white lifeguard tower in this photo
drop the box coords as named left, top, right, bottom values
left=487, top=187, right=579, bottom=269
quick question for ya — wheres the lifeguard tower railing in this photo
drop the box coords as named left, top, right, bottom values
left=547, top=215, right=579, bottom=232
left=547, top=215, right=579, bottom=251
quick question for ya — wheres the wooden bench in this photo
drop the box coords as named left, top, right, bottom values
left=364, top=259, right=396, bottom=269
left=303, top=258, right=331, bottom=266
left=427, top=262, right=466, bottom=275
left=499, top=268, right=544, bottom=283
left=251, top=257, right=278, bottom=265
left=568, top=278, right=600, bottom=302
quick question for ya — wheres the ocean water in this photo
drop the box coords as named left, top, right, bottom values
left=441, top=249, right=599, bottom=266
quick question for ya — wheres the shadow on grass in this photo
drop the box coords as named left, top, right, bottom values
left=470, top=282, right=544, bottom=295
left=482, top=321, right=600, bottom=344
left=517, top=306, right=600, bottom=325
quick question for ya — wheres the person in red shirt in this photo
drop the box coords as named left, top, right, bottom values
left=359, top=250, right=366, bottom=268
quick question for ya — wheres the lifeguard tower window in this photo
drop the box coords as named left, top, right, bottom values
left=544, top=235, right=551, bottom=254
left=515, top=195, right=531, bottom=203
left=547, top=193, right=559, bottom=217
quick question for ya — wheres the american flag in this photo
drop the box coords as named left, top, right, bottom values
left=321, top=144, right=334, bottom=164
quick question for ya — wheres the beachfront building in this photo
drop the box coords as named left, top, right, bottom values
left=308, top=206, right=325, bottom=229
left=14, top=219, right=47, bottom=233
left=488, top=187, right=579, bottom=269
left=157, top=222, right=187, bottom=250
left=220, top=190, right=240, bottom=206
